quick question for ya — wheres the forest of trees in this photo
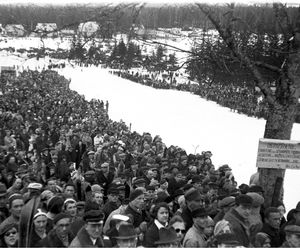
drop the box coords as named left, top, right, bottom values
left=0, top=3, right=298, bottom=34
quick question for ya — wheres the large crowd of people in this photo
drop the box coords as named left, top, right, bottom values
left=0, top=68, right=300, bottom=248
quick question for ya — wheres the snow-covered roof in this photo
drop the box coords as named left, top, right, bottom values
left=5, top=24, right=26, bottom=36
left=35, top=23, right=57, bottom=32
left=5, top=24, right=25, bottom=31
left=78, top=22, right=99, bottom=37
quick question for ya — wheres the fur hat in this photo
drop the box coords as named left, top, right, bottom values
left=246, top=192, right=264, bottom=207
left=129, top=189, right=144, bottom=202
left=184, top=188, right=201, bottom=202
left=235, top=194, right=253, bottom=207
left=53, top=213, right=70, bottom=225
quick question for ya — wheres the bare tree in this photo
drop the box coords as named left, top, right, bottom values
left=195, top=3, right=300, bottom=207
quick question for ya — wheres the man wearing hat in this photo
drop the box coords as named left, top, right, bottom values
left=214, top=196, right=236, bottom=224
left=0, top=194, right=24, bottom=229
left=133, top=177, right=146, bottom=188
left=124, top=188, right=148, bottom=236
left=223, top=194, right=253, bottom=247
left=103, top=187, right=119, bottom=221
left=288, top=201, right=300, bottom=226
left=69, top=210, right=106, bottom=247
left=95, top=162, right=114, bottom=196
left=282, top=224, right=300, bottom=247
left=154, top=227, right=179, bottom=248
left=115, top=221, right=138, bottom=247
left=246, top=192, right=264, bottom=243
left=181, top=188, right=204, bottom=231
left=183, top=207, right=210, bottom=247
left=191, top=175, right=204, bottom=192
left=37, top=213, right=74, bottom=247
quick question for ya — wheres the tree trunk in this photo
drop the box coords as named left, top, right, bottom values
left=259, top=101, right=298, bottom=208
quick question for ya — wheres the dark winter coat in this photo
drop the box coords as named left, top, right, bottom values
left=29, top=229, right=44, bottom=247
left=69, top=227, right=104, bottom=248
left=223, top=208, right=251, bottom=247
left=260, top=222, right=285, bottom=247
left=103, top=201, right=118, bottom=222
left=95, top=171, right=114, bottom=196
left=124, top=203, right=147, bottom=228
left=143, top=221, right=159, bottom=247
left=181, top=207, right=194, bottom=231
left=37, top=228, right=74, bottom=247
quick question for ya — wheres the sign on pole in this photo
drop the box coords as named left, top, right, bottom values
left=256, top=138, right=300, bottom=170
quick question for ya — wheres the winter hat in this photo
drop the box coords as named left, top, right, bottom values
left=191, top=207, right=208, bottom=218
left=53, top=213, right=71, bottom=225
left=83, top=210, right=105, bottom=223
left=219, top=196, right=236, bottom=209
left=8, top=194, right=23, bottom=209
left=28, top=182, right=43, bottom=190
left=154, top=227, right=178, bottom=245
left=235, top=194, right=253, bottom=207
left=248, top=185, right=264, bottom=194
left=246, top=192, right=264, bottom=207
left=184, top=188, right=201, bottom=202
left=129, top=189, right=144, bottom=202
left=284, top=225, right=300, bottom=235
left=91, top=184, right=103, bottom=193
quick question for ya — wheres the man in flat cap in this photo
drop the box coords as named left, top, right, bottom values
left=69, top=210, right=106, bottom=247
left=183, top=207, right=210, bottom=247
left=181, top=188, right=204, bottom=231
left=95, top=162, right=114, bottom=197
left=103, top=187, right=119, bottom=221
left=282, top=225, right=300, bottom=247
left=0, top=194, right=24, bottom=229
left=37, top=213, right=73, bottom=247
left=223, top=194, right=253, bottom=247
left=214, top=196, right=236, bottom=224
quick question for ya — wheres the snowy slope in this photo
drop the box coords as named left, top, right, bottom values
left=1, top=47, right=300, bottom=213
left=56, top=65, right=300, bottom=212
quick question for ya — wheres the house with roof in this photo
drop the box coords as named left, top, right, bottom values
left=35, top=23, right=58, bottom=37
left=5, top=24, right=26, bottom=37
left=77, top=22, right=100, bottom=37
left=60, top=29, right=76, bottom=37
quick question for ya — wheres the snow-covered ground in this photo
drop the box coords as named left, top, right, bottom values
left=57, top=65, right=300, bottom=213
left=1, top=38, right=300, bottom=213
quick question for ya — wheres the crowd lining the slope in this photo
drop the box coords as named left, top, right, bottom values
left=0, top=69, right=300, bottom=248
left=109, top=69, right=271, bottom=121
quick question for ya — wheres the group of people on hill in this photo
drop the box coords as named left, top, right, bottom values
left=0, top=68, right=300, bottom=248
left=110, top=69, right=270, bottom=120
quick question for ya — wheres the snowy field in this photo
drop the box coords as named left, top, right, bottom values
left=1, top=48, right=300, bottom=213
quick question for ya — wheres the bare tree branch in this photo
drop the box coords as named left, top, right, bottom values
left=197, top=3, right=277, bottom=107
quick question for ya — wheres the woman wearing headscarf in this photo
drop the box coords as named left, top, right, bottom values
left=29, top=209, right=48, bottom=247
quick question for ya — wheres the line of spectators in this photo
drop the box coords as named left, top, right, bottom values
left=109, top=69, right=270, bottom=120
left=0, top=69, right=300, bottom=248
